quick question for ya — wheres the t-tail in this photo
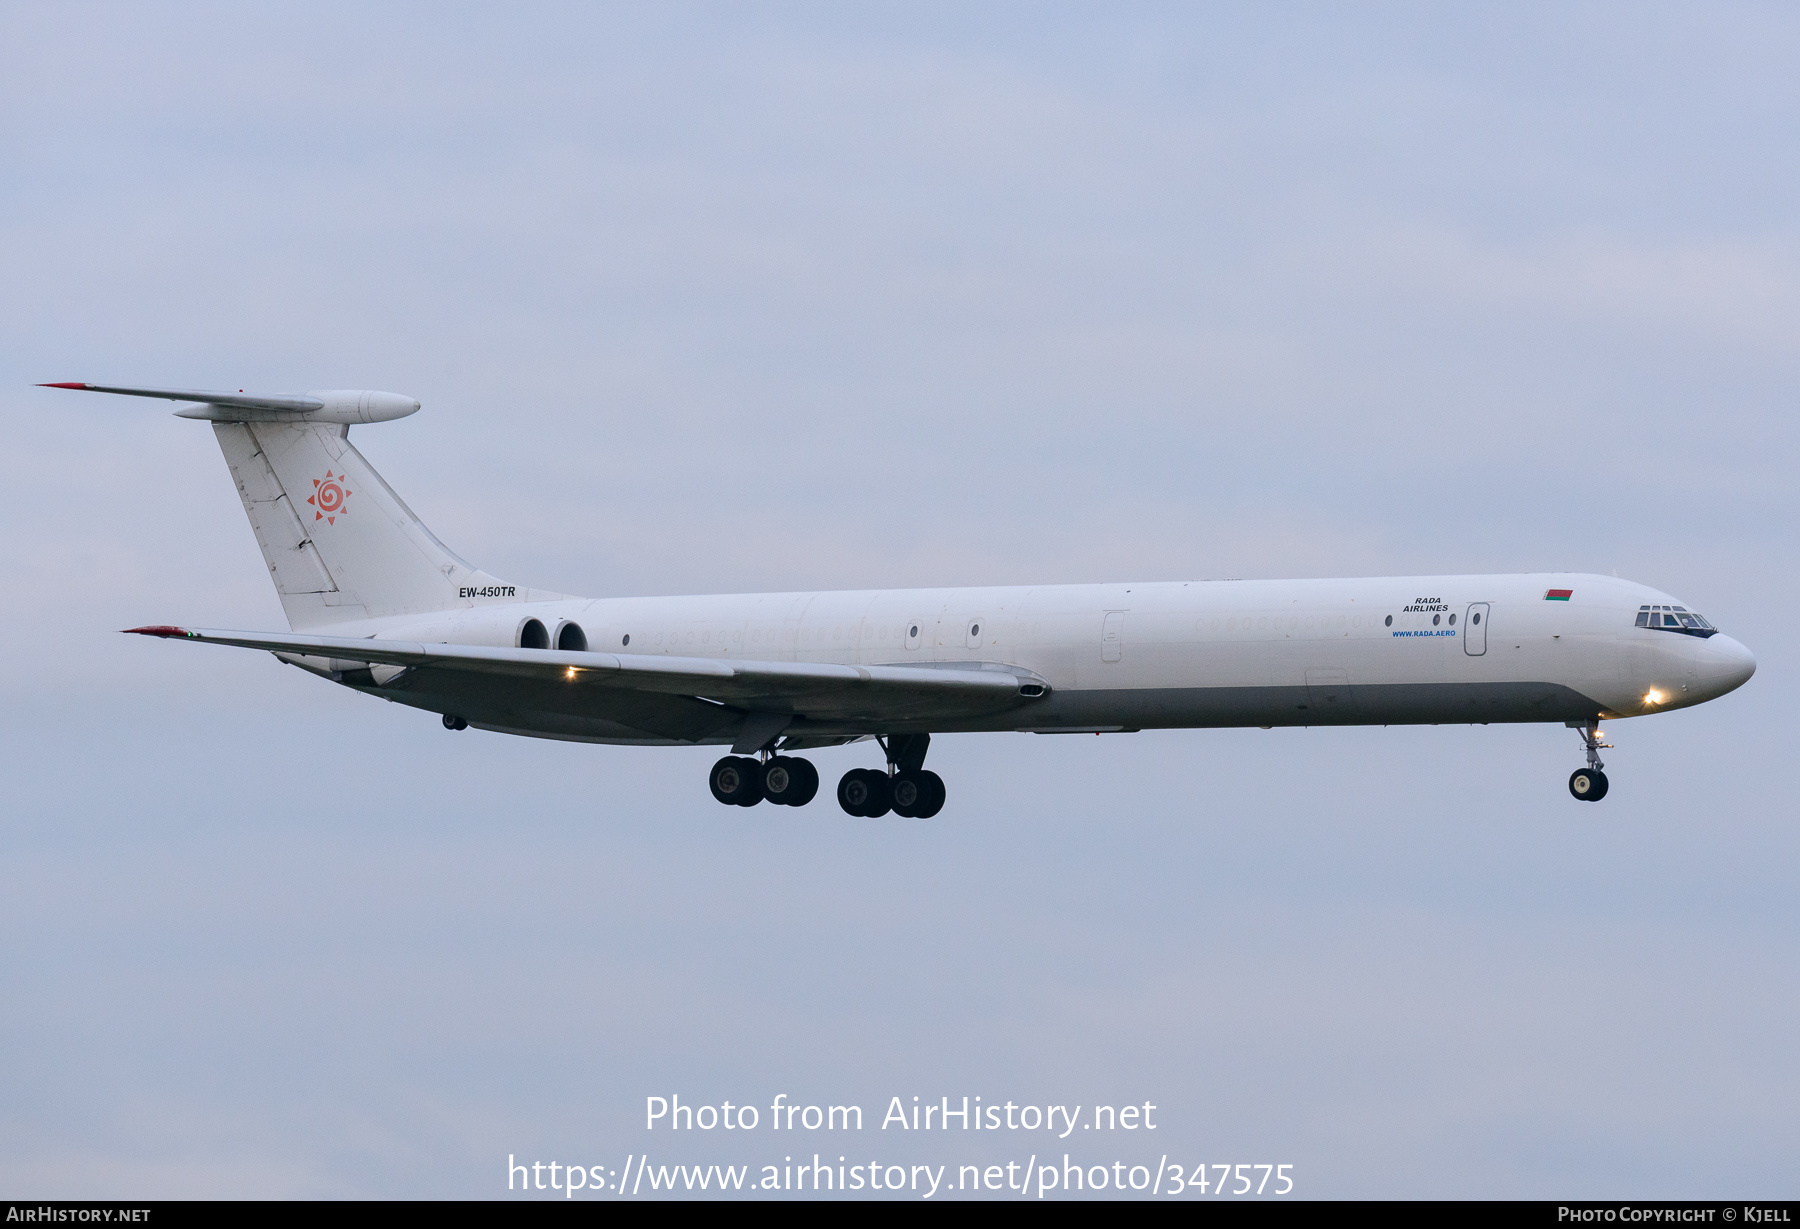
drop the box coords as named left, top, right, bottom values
left=41, top=382, right=535, bottom=630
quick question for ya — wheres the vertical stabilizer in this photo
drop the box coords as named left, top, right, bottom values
left=215, top=421, right=523, bottom=629
left=39, top=382, right=548, bottom=630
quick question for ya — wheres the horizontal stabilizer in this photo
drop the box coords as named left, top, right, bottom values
left=40, top=382, right=419, bottom=424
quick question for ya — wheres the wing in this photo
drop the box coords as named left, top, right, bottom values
left=126, top=625, right=1049, bottom=744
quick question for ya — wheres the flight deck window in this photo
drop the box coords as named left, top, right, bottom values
left=1636, top=604, right=1717, bottom=638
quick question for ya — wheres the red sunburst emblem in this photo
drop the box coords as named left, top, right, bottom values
left=307, top=470, right=352, bottom=524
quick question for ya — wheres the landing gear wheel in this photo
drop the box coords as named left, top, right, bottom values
left=838, top=768, right=891, bottom=817
left=761, top=756, right=818, bottom=807
left=761, top=757, right=791, bottom=806
left=891, top=772, right=923, bottom=818
left=710, top=756, right=764, bottom=806
left=915, top=770, right=945, bottom=818
left=789, top=758, right=819, bottom=806
left=890, top=770, right=946, bottom=819
left=1569, top=768, right=1609, bottom=802
left=442, top=714, right=468, bottom=730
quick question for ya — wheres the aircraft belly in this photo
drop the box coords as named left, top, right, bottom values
left=771, top=679, right=1604, bottom=736
left=1010, top=681, right=1604, bottom=730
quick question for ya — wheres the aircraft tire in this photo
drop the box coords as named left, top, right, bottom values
left=761, top=756, right=810, bottom=806
left=837, top=768, right=867, bottom=815
left=711, top=756, right=763, bottom=806
left=862, top=770, right=892, bottom=817
left=890, top=772, right=921, bottom=818
left=442, top=714, right=468, bottom=730
left=891, top=770, right=945, bottom=819
left=838, top=768, right=891, bottom=817
left=1568, top=768, right=1607, bottom=802
left=789, top=758, right=819, bottom=806
left=733, top=756, right=766, bottom=806
left=915, top=770, right=946, bottom=819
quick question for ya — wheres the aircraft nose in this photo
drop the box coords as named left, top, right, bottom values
left=1701, top=634, right=1756, bottom=695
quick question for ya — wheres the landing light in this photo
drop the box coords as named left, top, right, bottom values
left=566, top=667, right=576, bottom=680
left=1644, top=689, right=1664, bottom=705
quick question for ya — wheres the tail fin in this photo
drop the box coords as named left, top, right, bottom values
left=216, top=420, right=523, bottom=629
left=43, top=382, right=536, bottom=629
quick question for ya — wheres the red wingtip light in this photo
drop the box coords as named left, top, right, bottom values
left=123, top=625, right=193, bottom=638
left=39, top=382, right=92, bottom=389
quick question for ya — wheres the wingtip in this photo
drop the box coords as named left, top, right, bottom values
left=39, top=382, right=92, bottom=389
left=123, top=625, right=193, bottom=638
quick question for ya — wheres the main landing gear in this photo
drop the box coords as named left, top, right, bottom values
left=1568, top=720, right=1612, bottom=802
left=709, top=754, right=820, bottom=808
left=706, top=732, right=946, bottom=818
left=840, top=734, right=945, bottom=819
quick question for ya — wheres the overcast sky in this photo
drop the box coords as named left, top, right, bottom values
left=2, top=2, right=1796, bottom=1198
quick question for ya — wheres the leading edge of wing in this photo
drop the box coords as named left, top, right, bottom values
left=124, top=625, right=1044, bottom=704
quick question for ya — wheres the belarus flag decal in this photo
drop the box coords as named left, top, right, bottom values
left=1544, top=589, right=1573, bottom=601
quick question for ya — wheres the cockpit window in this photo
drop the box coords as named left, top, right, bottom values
left=1636, top=605, right=1717, bottom=637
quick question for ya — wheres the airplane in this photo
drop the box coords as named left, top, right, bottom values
left=45, top=381, right=1756, bottom=816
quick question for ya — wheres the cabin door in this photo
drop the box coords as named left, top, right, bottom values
left=1464, top=603, right=1489, bottom=656
left=1100, top=611, right=1125, bottom=662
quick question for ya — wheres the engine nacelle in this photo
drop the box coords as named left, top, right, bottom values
left=377, top=607, right=590, bottom=652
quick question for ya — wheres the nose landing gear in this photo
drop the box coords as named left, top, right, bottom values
left=1568, top=720, right=1612, bottom=801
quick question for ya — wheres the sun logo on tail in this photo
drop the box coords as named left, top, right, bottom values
left=308, top=471, right=352, bottom=524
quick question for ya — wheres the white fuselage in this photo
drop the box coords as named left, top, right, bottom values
left=327, top=570, right=1754, bottom=744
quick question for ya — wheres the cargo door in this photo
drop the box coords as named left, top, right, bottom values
left=1304, top=667, right=1352, bottom=713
